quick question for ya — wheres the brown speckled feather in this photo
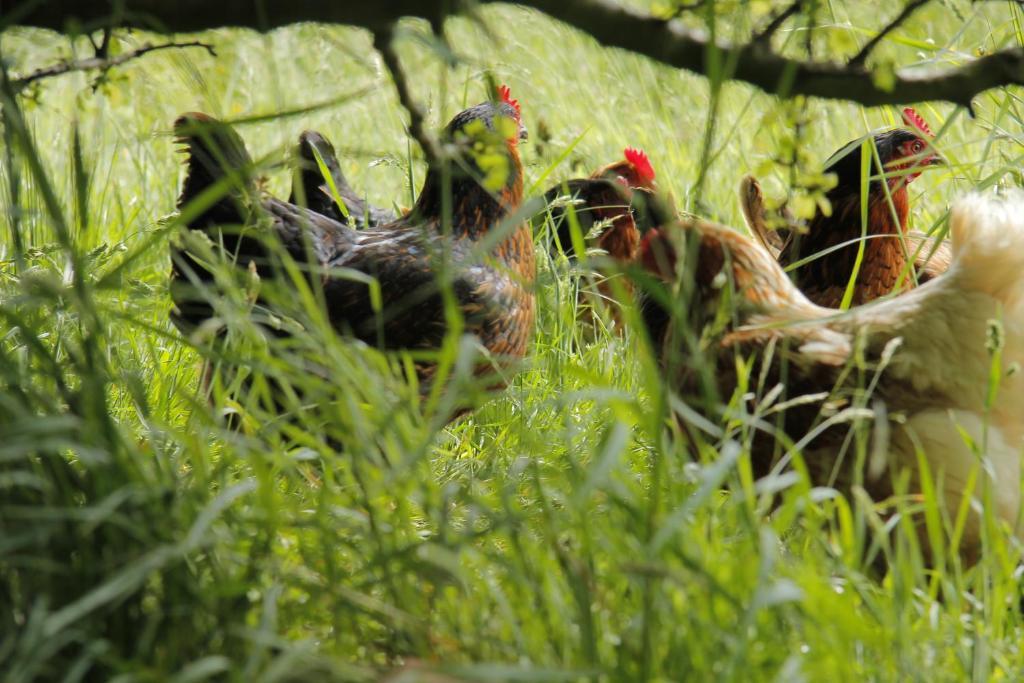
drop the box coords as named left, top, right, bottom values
left=779, top=183, right=912, bottom=308
left=740, top=174, right=952, bottom=294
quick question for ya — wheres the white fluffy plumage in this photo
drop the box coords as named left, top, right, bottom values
left=774, top=192, right=1023, bottom=558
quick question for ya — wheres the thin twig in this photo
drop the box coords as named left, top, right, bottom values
left=11, top=0, right=1024, bottom=108
left=753, top=0, right=803, bottom=43
left=97, top=27, right=113, bottom=59
left=10, top=40, right=216, bottom=91
left=848, top=0, right=931, bottom=67
left=372, top=26, right=443, bottom=167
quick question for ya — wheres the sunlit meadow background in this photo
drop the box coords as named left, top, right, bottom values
left=2, top=1, right=1024, bottom=680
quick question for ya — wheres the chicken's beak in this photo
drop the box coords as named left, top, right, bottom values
left=925, top=151, right=946, bottom=167
left=517, top=123, right=529, bottom=142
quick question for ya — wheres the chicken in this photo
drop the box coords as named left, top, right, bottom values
left=740, top=174, right=952, bottom=284
left=537, top=148, right=668, bottom=326
left=541, top=147, right=658, bottom=262
left=170, top=86, right=534, bottom=393
left=288, top=129, right=397, bottom=229
left=637, top=192, right=1024, bottom=563
left=738, top=173, right=801, bottom=254
left=740, top=108, right=945, bottom=308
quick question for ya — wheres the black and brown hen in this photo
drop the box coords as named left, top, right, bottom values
left=170, top=87, right=534, bottom=393
left=537, top=148, right=670, bottom=327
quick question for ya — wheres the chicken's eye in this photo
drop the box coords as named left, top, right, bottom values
left=912, top=140, right=924, bottom=153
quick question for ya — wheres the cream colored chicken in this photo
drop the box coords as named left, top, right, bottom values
left=639, top=192, right=1024, bottom=563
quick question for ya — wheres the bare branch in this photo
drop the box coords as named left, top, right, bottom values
left=94, top=27, right=113, bottom=58
left=372, top=27, right=443, bottom=168
left=10, top=40, right=216, bottom=91
left=753, top=0, right=803, bottom=44
left=521, top=0, right=1024, bottom=107
left=12, top=0, right=1024, bottom=108
left=11, top=0, right=449, bottom=34
left=848, top=0, right=932, bottom=67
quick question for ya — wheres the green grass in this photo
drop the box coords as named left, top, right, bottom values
left=2, top=1, right=1024, bottom=680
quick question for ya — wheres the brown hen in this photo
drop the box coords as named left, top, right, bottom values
left=740, top=174, right=952, bottom=285
left=740, top=109, right=945, bottom=308
left=542, top=147, right=659, bottom=262
left=539, top=148, right=670, bottom=326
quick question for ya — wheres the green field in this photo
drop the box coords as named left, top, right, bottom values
left=2, top=2, right=1024, bottom=680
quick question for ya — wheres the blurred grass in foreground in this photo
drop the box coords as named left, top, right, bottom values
left=1, top=1, right=1024, bottom=680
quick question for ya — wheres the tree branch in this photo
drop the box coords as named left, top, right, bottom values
left=12, top=0, right=1024, bottom=108
left=372, top=26, right=443, bottom=167
left=520, top=0, right=1024, bottom=107
left=752, top=0, right=802, bottom=44
left=10, top=40, right=216, bottom=91
left=848, top=0, right=931, bottom=67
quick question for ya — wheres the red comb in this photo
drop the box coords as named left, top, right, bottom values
left=498, top=84, right=521, bottom=120
left=624, top=147, right=655, bottom=183
left=902, top=107, right=933, bottom=138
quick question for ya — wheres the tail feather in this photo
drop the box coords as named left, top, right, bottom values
left=739, top=175, right=781, bottom=257
left=949, top=192, right=1024, bottom=305
left=174, top=112, right=255, bottom=227
left=291, top=130, right=398, bottom=229
left=905, top=230, right=952, bottom=282
left=291, top=130, right=352, bottom=217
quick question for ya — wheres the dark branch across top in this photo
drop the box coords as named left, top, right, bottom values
left=15, top=0, right=1024, bottom=108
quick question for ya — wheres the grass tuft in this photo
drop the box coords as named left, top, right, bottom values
left=1, top=2, right=1023, bottom=680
